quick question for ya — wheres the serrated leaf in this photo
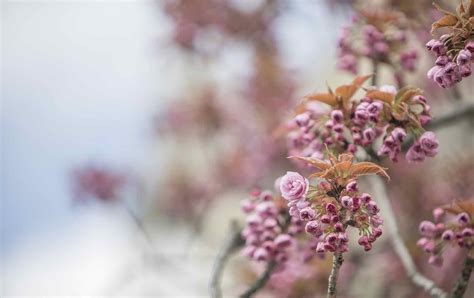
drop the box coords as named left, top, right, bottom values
left=335, top=75, right=372, bottom=103
left=365, top=90, right=394, bottom=104
left=352, top=74, right=373, bottom=86
left=304, top=92, right=337, bottom=107
left=431, top=14, right=460, bottom=33
left=441, top=201, right=474, bottom=216
left=288, top=156, right=331, bottom=170
left=348, top=162, right=390, bottom=180
left=334, top=161, right=352, bottom=177
left=294, top=98, right=309, bottom=114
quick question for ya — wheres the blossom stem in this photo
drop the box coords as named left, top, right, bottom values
left=451, top=256, right=474, bottom=298
left=210, top=220, right=244, bottom=298
left=121, top=201, right=153, bottom=244
left=371, top=59, right=378, bottom=86
left=239, top=261, right=277, bottom=298
left=368, top=175, right=447, bottom=298
left=327, top=252, right=344, bottom=298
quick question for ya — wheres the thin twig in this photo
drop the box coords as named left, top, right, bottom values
left=209, top=220, right=244, bottom=298
left=240, top=261, right=277, bottom=298
left=368, top=175, right=448, bottom=298
left=451, top=257, right=474, bottom=298
left=122, top=201, right=153, bottom=244
left=371, top=59, right=378, bottom=86
left=327, top=252, right=344, bottom=298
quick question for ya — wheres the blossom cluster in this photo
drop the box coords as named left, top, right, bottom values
left=278, top=154, right=388, bottom=256
left=72, top=165, right=126, bottom=202
left=426, top=1, right=474, bottom=88
left=337, top=9, right=418, bottom=77
left=417, top=205, right=474, bottom=267
left=426, top=38, right=473, bottom=88
left=240, top=189, right=301, bottom=264
left=287, top=77, right=439, bottom=163
left=280, top=171, right=382, bottom=254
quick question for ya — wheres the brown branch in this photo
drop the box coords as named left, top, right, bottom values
left=371, top=59, right=378, bottom=86
left=368, top=175, right=448, bottom=298
left=451, top=257, right=474, bottom=298
left=209, top=220, right=244, bottom=298
left=327, top=252, right=344, bottom=298
left=240, top=261, right=277, bottom=298
left=427, top=104, right=474, bottom=130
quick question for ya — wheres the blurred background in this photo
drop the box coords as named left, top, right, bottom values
left=1, top=0, right=473, bottom=297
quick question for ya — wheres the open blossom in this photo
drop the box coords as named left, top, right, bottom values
left=279, top=153, right=388, bottom=255
left=417, top=202, right=474, bottom=267
left=280, top=172, right=309, bottom=201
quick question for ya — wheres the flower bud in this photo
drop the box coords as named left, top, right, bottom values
left=260, top=190, right=273, bottom=201
left=321, top=214, right=331, bottom=224
left=433, top=208, right=444, bottom=222
left=294, top=113, right=310, bottom=127
left=253, top=247, right=269, bottom=262
left=462, top=228, right=473, bottom=238
left=300, top=207, right=316, bottom=221
left=341, top=195, right=353, bottom=208
left=242, top=245, right=256, bottom=258
left=457, top=213, right=470, bottom=226
left=442, top=230, right=454, bottom=241
left=241, top=199, right=254, bottom=213
left=316, top=242, right=326, bottom=253
left=363, top=128, right=376, bottom=142
left=326, top=203, right=337, bottom=214
left=305, top=221, right=322, bottom=236
left=456, top=49, right=471, bottom=65
left=366, top=201, right=380, bottom=215
left=334, top=222, right=344, bottom=232
left=360, top=193, right=371, bottom=203
left=331, top=110, right=344, bottom=123
left=274, top=234, right=293, bottom=248
left=419, top=220, right=436, bottom=237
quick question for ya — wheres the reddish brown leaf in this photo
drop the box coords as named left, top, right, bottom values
left=304, top=92, right=337, bottom=107
left=349, top=162, right=390, bottom=180
left=365, top=90, right=394, bottom=104
left=352, top=74, right=373, bottom=87
left=289, top=156, right=331, bottom=170
left=335, top=75, right=372, bottom=104
left=431, top=14, right=460, bottom=33
left=441, top=201, right=474, bottom=216
left=334, top=161, right=352, bottom=177
left=399, top=88, right=423, bottom=105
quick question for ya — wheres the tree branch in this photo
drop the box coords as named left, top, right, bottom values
left=209, top=220, right=244, bottom=298
left=327, top=252, right=344, bottom=298
left=451, top=256, right=474, bottom=298
left=368, top=175, right=448, bottom=298
left=427, top=104, right=474, bottom=130
left=240, top=261, right=277, bottom=298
